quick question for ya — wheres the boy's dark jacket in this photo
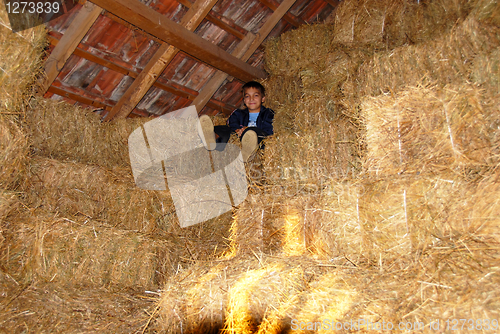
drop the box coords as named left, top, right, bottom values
left=227, top=106, right=274, bottom=135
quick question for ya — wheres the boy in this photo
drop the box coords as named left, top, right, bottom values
left=198, top=81, right=274, bottom=162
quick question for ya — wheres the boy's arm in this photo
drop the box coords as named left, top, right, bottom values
left=259, top=108, right=274, bottom=135
left=227, top=109, right=244, bottom=132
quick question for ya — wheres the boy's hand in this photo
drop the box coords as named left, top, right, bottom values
left=235, top=126, right=247, bottom=137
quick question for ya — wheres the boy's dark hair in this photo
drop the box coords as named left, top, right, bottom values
left=242, top=81, right=265, bottom=96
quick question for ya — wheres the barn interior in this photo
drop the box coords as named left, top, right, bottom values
left=1, top=0, right=500, bottom=332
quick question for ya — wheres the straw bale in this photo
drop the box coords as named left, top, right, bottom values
left=156, top=255, right=318, bottom=333
left=472, top=46, right=500, bottom=93
left=26, top=97, right=148, bottom=169
left=229, top=193, right=282, bottom=255
left=262, top=75, right=302, bottom=134
left=471, top=0, right=500, bottom=25
left=0, top=214, right=177, bottom=288
left=286, top=271, right=355, bottom=334
left=0, top=190, right=18, bottom=225
left=262, top=75, right=302, bottom=112
left=24, top=157, right=174, bottom=232
left=230, top=189, right=356, bottom=259
left=332, top=0, right=472, bottom=50
left=223, top=263, right=303, bottom=333
left=0, top=8, right=46, bottom=113
left=264, top=24, right=334, bottom=77
left=297, top=46, right=372, bottom=101
left=357, top=17, right=500, bottom=98
left=263, top=108, right=361, bottom=185
left=362, top=83, right=500, bottom=177
left=0, top=280, right=157, bottom=333
left=313, top=171, right=500, bottom=266
left=0, top=115, right=29, bottom=189
left=157, top=209, right=234, bottom=263
left=332, top=0, right=406, bottom=48
left=459, top=170, right=500, bottom=244
left=346, top=240, right=500, bottom=330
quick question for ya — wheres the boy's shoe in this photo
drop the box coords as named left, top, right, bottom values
left=198, top=115, right=216, bottom=150
left=241, top=130, right=258, bottom=162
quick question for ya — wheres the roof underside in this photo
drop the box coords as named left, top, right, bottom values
left=41, top=0, right=338, bottom=119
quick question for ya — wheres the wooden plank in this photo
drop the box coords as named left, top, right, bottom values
left=176, top=0, right=247, bottom=40
left=48, top=84, right=153, bottom=117
left=104, top=0, right=218, bottom=120
left=89, top=0, right=267, bottom=82
left=192, top=0, right=298, bottom=114
left=38, top=2, right=102, bottom=95
left=257, top=0, right=305, bottom=27
left=48, top=85, right=111, bottom=110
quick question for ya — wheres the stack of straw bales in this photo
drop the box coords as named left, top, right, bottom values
left=2, top=0, right=500, bottom=331
left=157, top=0, right=500, bottom=332
left=0, top=5, right=235, bottom=330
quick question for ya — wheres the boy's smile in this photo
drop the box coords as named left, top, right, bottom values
left=243, top=87, right=265, bottom=113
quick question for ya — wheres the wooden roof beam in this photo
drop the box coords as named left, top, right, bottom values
left=193, top=0, right=298, bottom=114
left=104, top=0, right=216, bottom=120
left=48, top=85, right=112, bottom=110
left=176, top=0, right=247, bottom=40
left=48, top=84, right=153, bottom=117
left=257, top=0, right=305, bottom=27
left=89, top=0, right=267, bottom=83
left=38, top=2, right=102, bottom=95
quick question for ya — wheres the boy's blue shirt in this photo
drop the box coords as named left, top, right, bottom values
left=227, top=106, right=274, bottom=135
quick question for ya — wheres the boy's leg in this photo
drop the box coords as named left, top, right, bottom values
left=242, top=127, right=268, bottom=145
left=213, top=125, right=232, bottom=151
left=240, top=127, right=268, bottom=162
left=197, top=115, right=216, bottom=150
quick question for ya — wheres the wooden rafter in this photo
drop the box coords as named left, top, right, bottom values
left=193, top=0, right=298, bottom=114
left=48, top=85, right=112, bottom=110
left=89, top=0, right=267, bottom=83
left=38, top=2, right=102, bottom=95
left=257, top=0, right=305, bottom=27
left=48, top=83, right=152, bottom=117
left=104, top=0, right=217, bottom=121
left=176, top=0, right=247, bottom=40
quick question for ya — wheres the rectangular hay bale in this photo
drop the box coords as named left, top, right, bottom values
left=0, top=216, right=177, bottom=288
left=362, top=83, right=500, bottom=177
left=24, top=157, right=174, bottom=232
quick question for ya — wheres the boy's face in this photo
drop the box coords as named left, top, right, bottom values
left=243, top=87, right=265, bottom=113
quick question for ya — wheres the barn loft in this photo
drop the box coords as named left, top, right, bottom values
left=1, top=0, right=500, bottom=332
